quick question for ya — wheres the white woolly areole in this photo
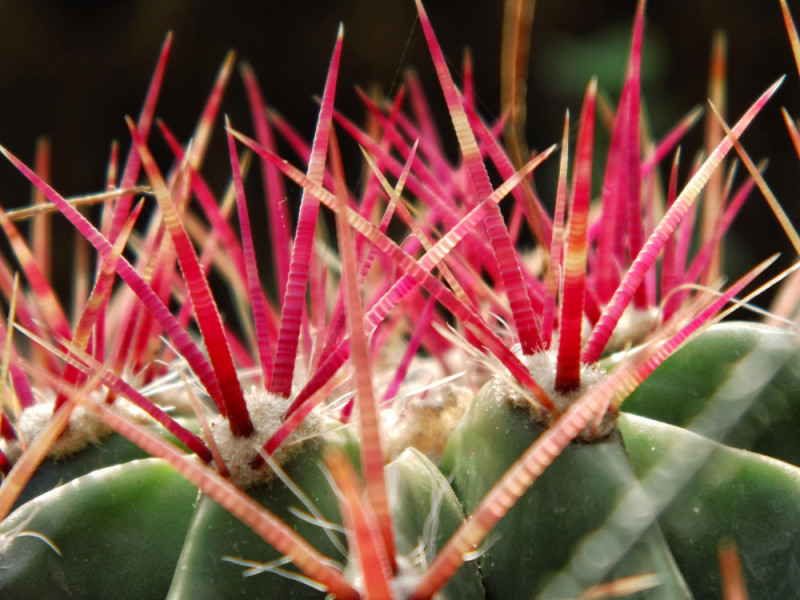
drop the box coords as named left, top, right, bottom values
left=491, top=349, right=616, bottom=440
left=0, top=396, right=176, bottom=463
left=207, top=388, right=323, bottom=489
left=1, top=400, right=112, bottom=462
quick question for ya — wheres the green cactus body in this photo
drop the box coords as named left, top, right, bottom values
left=440, top=379, right=693, bottom=600
left=620, top=413, right=800, bottom=598
left=0, top=458, right=198, bottom=599
left=0, top=408, right=487, bottom=599
left=0, top=406, right=360, bottom=600
left=166, top=434, right=486, bottom=600
left=167, top=429, right=360, bottom=600
left=617, top=322, right=800, bottom=467
left=384, top=447, right=484, bottom=600
left=9, top=433, right=151, bottom=510
left=6, top=417, right=199, bottom=511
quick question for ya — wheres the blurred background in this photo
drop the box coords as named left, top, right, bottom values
left=0, top=0, right=797, bottom=307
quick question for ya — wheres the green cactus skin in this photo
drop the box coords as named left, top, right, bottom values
left=385, top=447, right=484, bottom=600
left=0, top=458, right=198, bottom=599
left=0, top=421, right=359, bottom=600
left=167, top=433, right=360, bottom=600
left=617, top=322, right=800, bottom=466
left=167, top=436, right=485, bottom=599
left=440, top=381, right=693, bottom=600
left=10, top=433, right=152, bottom=510
left=620, top=413, right=800, bottom=599
left=9, top=418, right=199, bottom=511
left=0, top=413, right=489, bottom=600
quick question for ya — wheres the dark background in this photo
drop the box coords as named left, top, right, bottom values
left=0, top=0, right=797, bottom=307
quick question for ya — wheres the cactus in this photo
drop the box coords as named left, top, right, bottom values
left=1, top=1, right=800, bottom=599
